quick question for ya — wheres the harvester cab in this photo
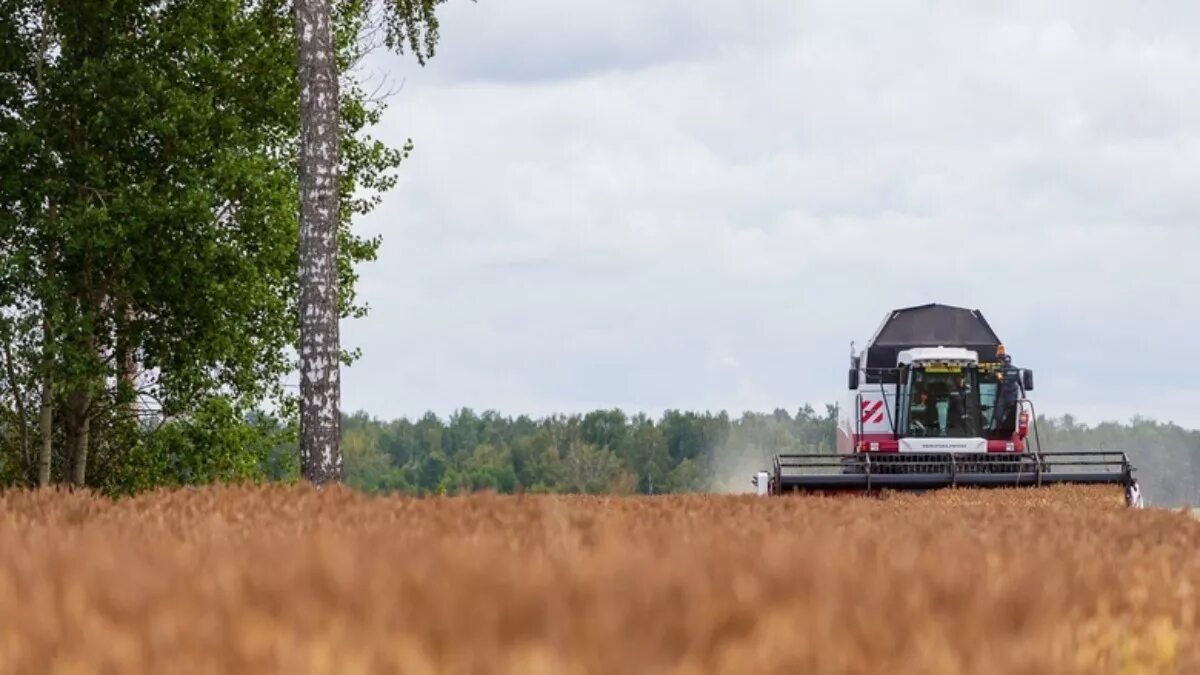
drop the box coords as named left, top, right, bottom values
left=896, top=347, right=985, bottom=448
left=754, top=303, right=1144, bottom=508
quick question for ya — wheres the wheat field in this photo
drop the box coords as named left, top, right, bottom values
left=0, top=483, right=1194, bottom=674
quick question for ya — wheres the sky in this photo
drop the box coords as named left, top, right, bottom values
left=338, top=0, right=1200, bottom=428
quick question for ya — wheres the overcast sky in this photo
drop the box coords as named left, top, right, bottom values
left=339, top=0, right=1200, bottom=428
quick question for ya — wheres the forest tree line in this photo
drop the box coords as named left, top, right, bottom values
left=336, top=405, right=839, bottom=496
left=330, top=407, right=1200, bottom=507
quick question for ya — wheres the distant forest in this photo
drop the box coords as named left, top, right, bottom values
left=322, top=407, right=1200, bottom=507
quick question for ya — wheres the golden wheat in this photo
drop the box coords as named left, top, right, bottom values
left=0, top=484, right=1193, bottom=674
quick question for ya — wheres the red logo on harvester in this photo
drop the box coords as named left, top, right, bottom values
left=860, top=400, right=885, bottom=425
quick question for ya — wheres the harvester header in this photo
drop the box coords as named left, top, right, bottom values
left=754, top=303, right=1143, bottom=507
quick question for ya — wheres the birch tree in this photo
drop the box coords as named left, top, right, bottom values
left=293, top=0, right=463, bottom=485
left=0, top=0, right=403, bottom=491
left=295, top=0, right=343, bottom=485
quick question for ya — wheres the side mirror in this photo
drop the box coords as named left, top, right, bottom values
left=1022, top=369, right=1034, bottom=391
left=848, top=368, right=859, bottom=390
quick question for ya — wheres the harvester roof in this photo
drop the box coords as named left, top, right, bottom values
left=863, top=304, right=1002, bottom=382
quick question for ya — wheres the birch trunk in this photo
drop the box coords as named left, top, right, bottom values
left=67, top=388, right=89, bottom=488
left=294, top=0, right=342, bottom=484
left=38, top=268, right=53, bottom=488
left=1, top=340, right=29, bottom=473
left=117, top=302, right=137, bottom=423
left=35, top=5, right=54, bottom=489
left=38, top=364, right=51, bottom=487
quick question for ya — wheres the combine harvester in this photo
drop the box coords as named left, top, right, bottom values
left=754, top=303, right=1144, bottom=507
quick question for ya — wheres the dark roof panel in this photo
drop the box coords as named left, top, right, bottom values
left=872, top=303, right=1000, bottom=347
left=862, top=304, right=1004, bottom=381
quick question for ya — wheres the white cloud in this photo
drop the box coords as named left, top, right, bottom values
left=341, top=0, right=1200, bottom=427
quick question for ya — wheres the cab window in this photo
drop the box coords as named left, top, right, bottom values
left=905, top=367, right=982, bottom=438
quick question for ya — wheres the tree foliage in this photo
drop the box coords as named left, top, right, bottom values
left=1036, top=415, right=1200, bottom=507
left=333, top=407, right=1200, bottom=506
left=0, top=0, right=406, bottom=492
left=379, top=0, right=471, bottom=66
left=335, top=405, right=840, bottom=496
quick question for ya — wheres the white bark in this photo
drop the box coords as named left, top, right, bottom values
left=295, top=0, right=342, bottom=484
left=67, top=388, right=90, bottom=488
left=36, top=0, right=54, bottom=489
left=38, top=307, right=52, bottom=485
